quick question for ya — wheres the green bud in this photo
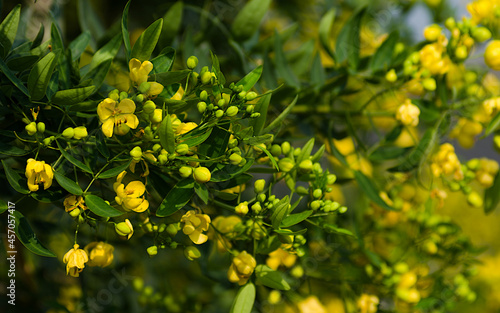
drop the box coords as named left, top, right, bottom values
left=36, top=122, right=45, bottom=133
left=132, top=278, right=144, bottom=292
left=130, top=146, right=143, bottom=160
left=200, top=90, right=208, bottom=101
left=394, top=262, right=409, bottom=274
left=184, top=246, right=201, bottom=260
left=152, top=144, right=162, bottom=152
left=176, top=143, right=189, bottom=155
left=251, top=202, right=262, bottom=213
left=119, top=91, right=129, bottom=101
left=238, top=91, right=247, bottom=99
left=109, top=89, right=120, bottom=101
left=313, top=189, right=322, bottom=199
left=299, top=159, right=313, bottom=172
left=69, top=208, right=81, bottom=218
left=422, top=77, right=437, bottom=91
left=179, top=166, right=193, bottom=178
left=246, top=105, right=255, bottom=113
left=215, top=109, right=224, bottom=118
left=42, top=137, right=53, bottom=146
left=245, top=91, right=257, bottom=101
left=115, top=220, right=133, bottom=237
left=25, top=122, right=37, bottom=136
left=257, top=194, right=266, bottom=203
left=235, top=202, right=249, bottom=215
left=270, top=144, right=282, bottom=157
left=293, top=147, right=302, bottom=157
left=310, top=200, right=321, bottom=210
left=327, top=174, right=337, bottom=185
left=472, top=27, right=492, bottom=42
left=385, top=69, right=397, bottom=82
left=281, top=142, right=291, bottom=155
left=190, top=71, right=199, bottom=85
left=143, top=100, right=156, bottom=114
left=73, top=126, right=88, bottom=140
left=278, top=158, right=295, bottom=172
left=254, top=179, right=266, bottom=194
left=228, top=138, right=238, bottom=148
left=62, top=127, right=74, bottom=139
left=296, top=186, right=309, bottom=195
left=467, top=191, right=483, bottom=208
left=135, top=94, right=144, bottom=103
left=147, top=246, right=158, bottom=257
left=250, top=113, right=260, bottom=118
left=226, top=106, right=239, bottom=117
left=166, top=224, right=178, bottom=237
left=455, top=46, right=468, bottom=60
left=229, top=153, right=243, bottom=165
left=139, top=82, right=151, bottom=94
left=193, top=167, right=211, bottom=183
left=444, top=17, right=456, bottom=30
left=217, top=99, right=226, bottom=108
left=197, top=101, right=207, bottom=114
left=187, top=56, right=199, bottom=69
left=339, top=206, right=348, bottom=213
left=201, top=72, right=212, bottom=85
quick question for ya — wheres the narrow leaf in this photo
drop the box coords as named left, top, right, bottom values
left=121, top=0, right=132, bottom=60
left=98, top=159, right=132, bottom=179
left=354, top=170, right=394, bottom=211
left=255, top=265, right=291, bottom=290
left=156, top=178, right=195, bottom=217
left=335, top=8, right=365, bottom=69
left=56, top=140, right=93, bottom=174
left=54, top=171, right=83, bottom=195
left=484, top=171, right=500, bottom=214
left=85, top=195, right=124, bottom=217
left=159, top=111, right=175, bottom=154
left=281, top=210, right=313, bottom=228
left=271, top=196, right=290, bottom=229
left=2, top=160, right=29, bottom=194
left=230, top=283, right=256, bottom=313
left=0, top=4, right=21, bottom=57
left=262, top=95, right=298, bottom=134
left=13, top=210, right=56, bottom=257
left=28, top=51, right=59, bottom=101
left=236, top=65, right=263, bottom=92
left=0, top=57, right=30, bottom=96
left=131, top=19, right=163, bottom=61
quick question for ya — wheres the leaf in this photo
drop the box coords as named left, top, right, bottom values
left=121, top=0, right=132, bottom=60
left=95, top=131, right=110, bottom=159
left=271, top=196, right=290, bottom=229
left=250, top=93, right=271, bottom=136
left=318, top=9, right=336, bottom=59
left=211, top=160, right=254, bottom=183
left=156, top=178, right=195, bottom=217
left=210, top=51, right=226, bottom=85
left=335, top=8, right=365, bottom=69
left=0, top=142, right=29, bottom=156
left=236, top=65, right=263, bottom=92
left=310, top=144, right=325, bottom=163
left=98, top=159, right=132, bottom=179
left=85, top=195, right=124, bottom=217
left=252, top=145, right=279, bottom=171
left=230, top=283, right=256, bottom=313
left=311, top=53, right=326, bottom=87
left=274, top=30, right=299, bottom=89
left=484, top=170, right=500, bottom=214
left=28, top=51, right=59, bottom=101
left=281, top=210, right=313, bottom=228
left=52, top=86, right=95, bottom=106
left=274, top=228, right=307, bottom=236
left=198, top=123, right=231, bottom=166
left=12, top=210, right=56, bottom=257
left=297, top=138, right=315, bottom=164
left=323, top=224, right=356, bottom=237
left=0, top=4, right=20, bottom=57
left=159, top=111, right=175, bottom=154
left=369, top=31, right=398, bottom=72
left=32, top=24, right=45, bottom=49
left=159, top=1, right=183, bottom=48
left=389, top=127, right=437, bottom=172
left=6, top=55, right=39, bottom=71
left=81, top=58, right=112, bottom=91
left=194, top=182, right=209, bottom=204
left=131, top=18, right=163, bottom=61
left=46, top=70, right=59, bottom=101
left=56, top=140, right=93, bottom=174
left=243, top=134, right=273, bottom=146
left=54, top=171, right=83, bottom=195
left=369, top=146, right=410, bottom=162
left=353, top=170, right=395, bottom=211
left=2, top=160, right=29, bottom=194
left=68, top=31, right=91, bottom=62
left=151, top=47, right=175, bottom=73
left=255, top=265, right=291, bottom=290
left=181, top=127, right=213, bottom=147
left=231, top=0, right=271, bottom=41
left=0, top=57, right=29, bottom=96
left=30, top=188, right=65, bottom=203
left=88, top=33, right=122, bottom=72
left=262, top=95, right=298, bottom=134
left=0, top=199, right=7, bottom=215
left=77, top=0, right=105, bottom=44
left=485, top=110, right=500, bottom=136
left=150, top=70, right=191, bottom=86
left=50, top=23, right=64, bottom=52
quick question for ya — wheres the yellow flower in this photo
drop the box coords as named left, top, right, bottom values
left=475, top=158, right=499, bottom=188
left=181, top=210, right=211, bottom=244
left=176, top=122, right=198, bottom=135
left=482, top=97, right=500, bottom=116
left=97, top=98, right=139, bottom=137
left=63, top=244, right=88, bottom=277
left=63, top=195, right=87, bottom=212
left=419, top=42, right=450, bottom=75
left=115, top=219, right=134, bottom=239
left=298, top=296, right=327, bottom=313
left=357, top=294, right=379, bottom=313
left=129, top=58, right=164, bottom=97
left=113, top=171, right=149, bottom=213
left=449, top=118, right=483, bottom=149
left=84, top=242, right=114, bottom=267
left=209, top=215, right=242, bottom=252
left=266, top=248, right=297, bottom=270
left=396, top=99, right=420, bottom=127
left=227, top=251, right=256, bottom=285
left=485, top=40, right=500, bottom=71
left=467, top=0, right=500, bottom=24
left=431, top=143, right=463, bottom=179
left=25, top=158, right=53, bottom=192
left=423, top=24, right=441, bottom=41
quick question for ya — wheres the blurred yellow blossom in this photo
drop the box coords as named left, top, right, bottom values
left=357, top=294, right=379, bottom=313
left=266, top=248, right=297, bottom=270
left=84, top=242, right=114, bottom=267
left=181, top=210, right=211, bottom=244
left=467, top=0, right=500, bottom=24
left=97, top=98, right=139, bottom=137
left=419, top=41, right=450, bottom=75
left=25, top=158, right=53, bottom=192
left=298, top=296, right=326, bottom=313
left=228, top=251, right=256, bottom=285
left=63, top=244, right=88, bottom=277
left=63, top=195, right=87, bottom=212
left=396, top=99, right=420, bottom=127
left=430, top=143, right=463, bottom=179
left=176, top=122, right=198, bottom=135
left=449, top=118, right=483, bottom=149
left=209, top=215, right=242, bottom=252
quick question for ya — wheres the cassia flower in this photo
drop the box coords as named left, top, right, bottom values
left=357, top=294, right=379, bottom=313
left=97, top=98, right=139, bottom=137
left=25, top=158, right=53, bottom=192
left=113, top=171, right=149, bottom=213
left=63, top=244, right=88, bottom=277
left=84, top=242, right=114, bottom=267
left=298, top=296, right=327, bottom=313
left=227, top=251, right=256, bottom=285
left=63, top=195, right=87, bottom=212
left=129, top=58, right=164, bottom=96
left=396, top=99, right=420, bottom=127
left=266, top=248, right=297, bottom=270
left=181, top=210, right=211, bottom=244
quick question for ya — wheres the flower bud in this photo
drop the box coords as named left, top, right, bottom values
left=235, top=202, right=249, bottom=215
left=190, top=71, right=199, bottom=85
left=254, top=179, right=265, bottom=194
left=299, top=159, right=313, bottom=172
left=245, top=91, right=257, bottom=101
left=200, top=90, right=208, bottom=101
left=184, top=246, right=201, bottom=260
left=115, top=123, right=131, bottom=136
left=246, top=105, right=255, bottom=113
left=215, top=109, right=224, bottom=118
left=158, top=154, right=168, bottom=165
left=471, top=27, right=491, bottom=42
left=25, top=122, right=37, bottom=136
left=327, top=174, right=337, bottom=185
left=270, top=144, right=282, bottom=157
left=69, top=208, right=81, bottom=218
left=313, top=189, right=322, bottom=199
left=278, top=158, right=295, bottom=172
left=109, top=89, right=120, bottom=101
left=250, top=113, right=260, bottom=118
left=187, top=56, right=199, bottom=69
left=296, top=186, right=309, bottom=195
left=455, top=46, right=468, bottom=60
left=193, top=167, right=211, bottom=183
left=150, top=109, right=163, bottom=123
left=119, top=91, right=128, bottom=101
left=130, top=146, right=142, bottom=160
left=176, top=143, right=189, bottom=155
left=251, top=202, right=262, bottom=213
left=36, top=122, right=45, bottom=133
left=197, top=101, right=207, bottom=114
left=444, top=17, right=456, bottom=30
left=485, top=40, right=500, bottom=71
left=217, top=99, right=226, bottom=108
left=179, top=166, right=193, bottom=178
left=226, top=106, right=238, bottom=117
left=281, top=142, right=291, bottom=155
left=467, top=191, right=483, bottom=208
left=115, top=219, right=134, bottom=239
left=422, top=78, right=436, bottom=91
left=143, top=100, right=156, bottom=114
left=147, top=246, right=158, bottom=257
left=139, top=82, right=151, bottom=94
left=62, top=127, right=74, bottom=139
left=385, top=69, right=397, bottom=82
left=229, top=153, right=243, bottom=165
left=201, top=72, right=212, bottom=85
left=310, top=200, right=321, bottom=210
left=423, top=24, right=441, bottom=41
left=73, top=126, right=88, bottom=140
left=166, top=224, right=178, bottom=237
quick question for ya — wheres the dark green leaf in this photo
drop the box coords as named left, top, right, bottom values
left=151, top=47, right=175, bottom=73
left=318, top=9, right=336, bottom=59
left=0, top=199, right=7, bottom=215
left=194, top=182, right=209, bottom=204
left=6, top=55, right=39, bottom=71
left=484, top=170, right=500, bottom=214
left=230, top=283, right=256, bottom=313
left=0, top=57, right=30, bottom=96
left=250, top=93, right=271, bottom=136
left=30, top=188, right=65, bottom=203
left=369, top=31, right=398, bottom=72
left=77, top=0, right=105, bottom=44
left=243, top=134, right=273, bottom=146
left=231, top=0, right=271, bottom=41
left=210, top=51, right=226, bottom=85
left=156, top=178, right=195, bottom=217
left=271, top=196, right=290, bottom=229
left=98, top=159, right=132, bottom=179
left=181, top=127, right=213, bottom=147
left=354, top=170, right=394, bottom=211
left=12, top=210, right=56, bottom=257
left=262, top=95, right=298, bottom=134
left=81, top=58, right=112, bottom=90
left=52, top=86, right=95, bottom=106
left=150, top=70, right=191, bottom=86
left=311, top=53, right=326, bottom=87
left=121, top=0, right=132, bottom=60
left=274, top=30, right=299, bottom=89
left=32, top=24, right=45, bottom=49
left=56, top=141, right=93, bottom=174
left=85, top=194, right=124, bottom=217
left=88, top=34, right=122, bottom=72
left=323, top=224, right=355, bottom=237
left=68, top=31, right=91, bottom=62
left=0, top=4, right=20, bottom=57
left=159, top=111, right=175, bottom=154
left=255, top=265, right=291, bottom=290
left=96, top=131, right=110, bottom=159
left=0, top=142, right=29, bottom=156
left=28, top=51, right=59, bottom=101
left=131, top=19, right=163, bottom=61
left=54, top=171, right=83, bottom=195
left=2, top=160, right=29, bottom=194
left=236, top=65, right=263, bottom=92
left=46, top=70, right=59, bottom=101
left=159, top=2, right=183, bottom=48
left=297, top=138, right=314, bottom=164
left=369, top=146, right=410, bottom=162
left=335, top=8, right=365, bottom=69
left=281, top=210, right=313, bottom=228
left=211, top=160, right=254, bottom=183
left=198, top=123, right=231, bottom=166
left=50, top=23, right=64, bottom=52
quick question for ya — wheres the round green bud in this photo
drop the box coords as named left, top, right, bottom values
left=166, top=224, right=178, bottom=237
left=310, top=200, right=321, bottom=210
left=119, top=91, right=129, bottom=101
left=176, top=143, right=190, bottom=155
left=132, top=278, right=144, bottom=292
left=444, top=17, right=456, bottom=30
left=385, top=69, right=397, bottom=83
left=268, top=195, right=276, bottom=202
left=228, top=138, right=238, bottom=148
left=190, top=71, right=199, bottom=85
left=217, top=99, right=226, bottom=108
left=296, top=186, right=309, bottom=195
left=229, top=153, right=243, bottom=165
left=422, top=77, right=437, bottom=91
left=144, top=126, right=154, bottom=141
left=62, top=127, right=74, bottom=139
left=327, top=174, right=337, bottom=185
left=257, top=194, right=266, bottom=203
left=215, top=109, right=224, bottom=118
left=472, top=27, right=492, bottom=42
left=158, top=154, right=168, bottom=165
left=147, top=246, right=158, bottom=257
left=245, top=91, right=257, bottom=101
left=130, top=146, right=143, bottom=160
left=109, top=90, right=120, bottom=101
left=115, top=221, right=133, bottom=237
left=135, top=94, right=144, bottom=103
left=278, top=158, right=295, bottom=172
left=254, top=179, right=266, bottom=194
left=455, top=46, right=468, bottom=60
left=36, top=122, right=45, bottom=133
left=200, top=66, right=209, bottom=75
left=193, top=167, right=211, bottom=183
left=246, top=105, right=255, bottom=113
left=299, top=159, right=313, bottom=172
left=150, top=109, right=163, bottom=124
left=69, top=208, right=81, bottom=218
left=251, top=202, right=262, bottom=213
left=179, top=166, right=193, bottom=178
left=200, top=90, right=208, bottom=101
left=152, top=144, right=162, bottom=152
left=139, top=82, right=151, bottom=94
left=197, top=101, right=207, bottom=114
left=42, top=137, right=53, bottom=146
left=143, top=100, right=156, bottom=114
left=25, top=122, right=37, bottom=136
left=226, top=106, right=239, bottom=117
left=73, top=126, right=88, bottom=140
left=467, top=191, right=483, bottom=208
left=238, top=91, right=247, bottom=99
left=270, top=144, right=282, bottom=157
left=187, top=56, right=199, bottom=69
left=394, top=262, right=409, bottom=274
left=235, top=202, right=249, bottom=215
left=339, top=206, right=348, bottom=213
left=250, top=113, right=260, bottom=118
left=281, top=142, right=291, bottom=155
left=313, top=189, right=322, bottom=199
left=184, top=246, right=201, bottom=260
left=293, top=147, right=302, bottom=157
left=201, top=72, right=212, bottom=85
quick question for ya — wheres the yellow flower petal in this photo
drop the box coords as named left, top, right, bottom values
left=117, top=99, right=136, bottom=114
left=101, top=119, right=115, bottom=138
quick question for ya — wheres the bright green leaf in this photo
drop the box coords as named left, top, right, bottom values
left=156, top=178, right=195, bottom=217
left=255, top=265, right=291, bottom=290
left=85, top=194, right=124, bottom=217
left=54, top=171, right=83, bottom=195
left=0, top=4, right=21, bottom=57
left=230, top=283, right=256, bottom=313
left=28, top=51, right=59, bottom=100
left=131, top=18, right=163, bottom=61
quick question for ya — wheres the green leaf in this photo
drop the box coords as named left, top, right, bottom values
left=369, top=31, right=398, bottom=72
left=211, top=160, right=254, bottom=183
left=230, top=283, right=256, bottom=313
left=0, top=142, right=29, bottom=156
left=28, top=51, right=59, bottom=101
left=151, top=47, right=175, bottom=73
left=210, top=51, right=226, bottom=85
left=77, top=0, right=105, bottom=44
left=81, top=58, right=112, bottom=91
left=6, top=55, right=39, bottom=71
left=159, top=1, right=183, bottom=48
left=484, top=170, right=500, bottom=214
left=12, top=210, right=56, bottom=257
left=56, top=140, right=93, bottom=174
left=156, top=178, right=195, bottom=217
left=85, top=195, right=124, bottom=217
left=194, top=183, right=209, bottom=204
left=32, top=24, right=45, bottom=49
left=318, top=9, right=336, bottom=59
left=271, top=196, right=290, bottom=229
left=159, top=111, right=175, bottom=154
left=98, top=159, right=132, bottom=179
left=88, top=34, right=122, bottom=72
left=131, top=18, right=163, bottom=61
left=297, top=138, right=315, bottom=164
left=335, top=8, right=365, bottom=69
left=231, top=0, right=271, bottom=41
left=262, top=95, right=298, bottom=134
left=0, top=199, right=7, bottom=215
left=243, top=134, right=273, bottom=146
left=252, top=145, right=279, bottom=171
left=354, top=170, right=395, bottom=211
left=281, top=210, right=313, bottom=228
left=323, top=224, right=356, bottom=237
left=52, top=86, right=95, bottom=106
left=95, top=131, right=110, bottom=159
left=274, top=30, right=299, bottom=89
left=121, top=0, right=132, bottom=61
left=46, top=70, right=59, bottom=101
left=30, top=188, right=65, bottom=203
left=181, top=127, right=213, bottom=147
left=50, top=23, right=64, bottom=52
left=151, top=70, right=191, bottom=86
left=250, top=93, right=271, bottom=136
left=68, top=31, right=91, bottom=62
left=311, top=53, right=326, bottom=87
left=310, top=144, right=325, bottom=163
left=198, top=123, right=231, bottom=166
left=0, top=58, right=29, bottom=96
left=255, top=265, right=291, bottom=290
left=369, top=146, right=410, bottom=162
left=2, top=160, right=29, bottom=194
left=389, top=127, right=437, bottom=172
left=485, top=110, right=500, bottom=136
left=0, top=4, right=20, bottom=57
left=236, top=65, right=263, bottom=92
left=54, top=171, right=83, bottom=195
left=274, top=228, right=307, bottom=236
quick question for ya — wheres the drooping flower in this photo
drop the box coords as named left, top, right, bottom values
left=84, top=242, right=114, bottom=267
left=63, top=195, right=87, bottom=212
left=63, top=244, right=88, bottom=277
left=97, top=98, right=139, bottom=137
left=115, top=219, right=134, bottom=240
left=113, top=171, right=149, bottom=213
left=227, top=251, right=256, bottom=285
left=181, top=210, right=211, bottom=244
left=25, top=158, right=53, bottom=192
